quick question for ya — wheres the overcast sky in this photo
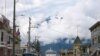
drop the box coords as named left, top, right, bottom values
left=0, top=0, right=100, bottom=45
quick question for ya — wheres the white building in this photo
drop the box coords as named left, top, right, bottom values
left=0, top=14, right=13, bottom=56
left=45, top=48, right=57, bottom=56
left=0, top=14, right=21, bottom=56
left=89, top=21, right=100, bottom=56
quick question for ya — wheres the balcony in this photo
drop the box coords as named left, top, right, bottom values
left=0, top=42, right=6, bottom=47
left=7, top=44, right=13, bottom=49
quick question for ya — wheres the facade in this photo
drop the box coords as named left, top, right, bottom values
left=45, top=48, right=57, bottom=56
left=67, top=49, right=73, bottom=56
left=73, top=36, right=90, bottom=56
left=0, top=15, right=13, bottom=56
left=0, top=15, right=21, bottom=56
left=60, top=49, right=73, bottom=56
left=60, top=49, right=67, bottom=56
left=73, top=36, right=82, bottom=56
left=89, top=21, right=100, bottom=56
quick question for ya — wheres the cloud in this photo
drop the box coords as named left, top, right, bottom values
left=35, top=0, right=100, bottom=44
left=0, top=0, right=100, bottom=45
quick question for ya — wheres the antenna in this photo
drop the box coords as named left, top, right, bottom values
left=77, top=25, right=79, bottom=36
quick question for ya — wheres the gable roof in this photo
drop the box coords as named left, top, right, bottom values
left=89, top=21, right=100, bottom=31
left=74, top=36, right=81, bottom=44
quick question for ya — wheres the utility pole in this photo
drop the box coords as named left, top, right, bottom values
left=13, top=0, right=16, bottom=56
left=28, top=17, right=31, bottom=53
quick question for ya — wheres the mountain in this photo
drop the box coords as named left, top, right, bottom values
left=40, top=38, right=91, bottom=56
left=40, top=38, right=73, bottom=56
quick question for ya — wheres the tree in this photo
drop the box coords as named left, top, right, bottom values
left=31, top=40, right=40, bottom=56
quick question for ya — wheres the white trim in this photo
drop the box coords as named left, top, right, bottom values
left=7, top=44, right=13, bottom=49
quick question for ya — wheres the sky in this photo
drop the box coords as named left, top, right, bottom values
left=0, top=0, right=100, bottom=45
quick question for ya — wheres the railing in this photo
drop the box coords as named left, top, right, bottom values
left=0, top=42, right=6, bottom=47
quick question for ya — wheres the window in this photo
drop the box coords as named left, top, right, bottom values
left=9, top=36, right=10, bottom=44
left=1, top=32, right=3, bottom=42
left=74, top=49, right=76, bottom=56
left=7, top=36, right=10, bottom=44
left=92, top=38, right=94, bottom=44
left=62, top=53, right=65, bottom=56
left=83, top=48, right=86, bottom=53
left=98, top=36, right=100, bottom=43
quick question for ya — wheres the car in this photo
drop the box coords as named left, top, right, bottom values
left=23, top=53, right=36, bottom=56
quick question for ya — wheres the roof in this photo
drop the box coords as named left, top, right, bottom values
left=0, top=14, right=10, bottom=26
left=74, top=36, right=81, bottom=44
left=0, top=15, right=11, bottom=31
left=46, top=48, right=56, bottom=54
left=0, top=14, right=4, bottom=22
left=89, top=21, right=100, bottom=31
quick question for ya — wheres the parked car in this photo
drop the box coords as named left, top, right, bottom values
left=23, top=53, right=35, bottom=56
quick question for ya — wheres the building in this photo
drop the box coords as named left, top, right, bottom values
left=73, top=36, right=90, bottom=56
left=0, top=15, right=13, bottom=56
left=45, top=48, right=57, bottom=56
left=89, top=21, right=100, bottom=56
left=21, top=45, right=27, bottom=54
left=73, top=36, right=82, bottom=56
left=67, top=49, right=73, bottom=56
left=59, top=36, right=90, bottom=56
left=81, top=44, right=90, bottom=56
left=0, top=14, right=21, bottom=56
left=60, top=48, right=67, bottom=56
left=60, top=48, right=73, bottom=56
